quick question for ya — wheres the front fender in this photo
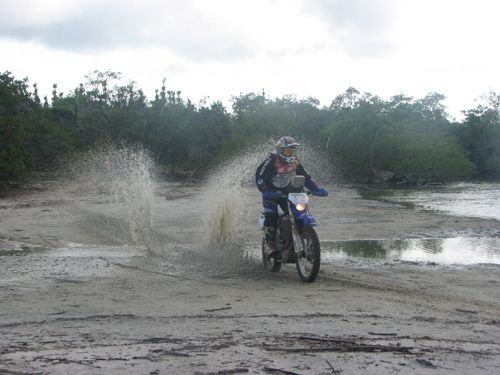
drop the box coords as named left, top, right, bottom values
left=298, top=213, right=318, bottom=227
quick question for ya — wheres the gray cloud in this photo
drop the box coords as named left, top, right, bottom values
left=0, top=0, right=252, bottom=62
left=304, top=0, right=396, bottom=57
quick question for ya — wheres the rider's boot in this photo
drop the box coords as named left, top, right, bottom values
left=263, top=227, right=278, bottom=257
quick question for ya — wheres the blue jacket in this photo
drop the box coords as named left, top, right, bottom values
left=255, top=153, right=320, bottom=193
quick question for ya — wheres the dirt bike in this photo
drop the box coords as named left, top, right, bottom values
left=261, top=175, right=321, bottom=283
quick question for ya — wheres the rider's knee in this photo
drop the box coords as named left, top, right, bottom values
left=263, top=211, right=278, bottom=227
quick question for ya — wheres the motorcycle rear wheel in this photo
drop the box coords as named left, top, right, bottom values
left=296, top=227, right=320, bottom=282
left=262, top=239, right=281, bottom=272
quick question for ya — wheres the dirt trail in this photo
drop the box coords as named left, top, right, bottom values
left=0, top=181, right=499, bottom=374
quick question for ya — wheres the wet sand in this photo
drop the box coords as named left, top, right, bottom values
left=1, top=181, right=499, bottom=374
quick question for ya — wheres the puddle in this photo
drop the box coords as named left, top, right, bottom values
left=0, top=242, right=147, bottom=287
left=0, top=240, right=48, bottom=257
left=363, top=182, right=500, bottom=221
left=0, top=247, right=46, bottom=257
left=0, top=241, right=145, bottom=259
left=321, top=237, right=500, bottom=265
left=50, top=242, right=146, bottom=258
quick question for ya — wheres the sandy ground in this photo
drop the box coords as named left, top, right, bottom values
left=0, top=180, right=499, bottom=375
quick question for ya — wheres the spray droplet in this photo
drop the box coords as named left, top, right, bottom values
left=70, top=143, right=155, bottom=249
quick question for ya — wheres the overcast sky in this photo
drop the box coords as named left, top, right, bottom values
left=1, top=0, right=499, bottom=119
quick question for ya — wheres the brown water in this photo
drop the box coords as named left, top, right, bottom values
left=321, top=237, right=500, bottom=265
left=368, top=182, right=500, bottom=221
left=327, top=182, right=500, bottom=265
left=2, top=146, right=499, bottom=279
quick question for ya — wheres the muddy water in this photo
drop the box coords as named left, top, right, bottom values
left=70, top=144, right=154, bottom=248
left=0, top=240, right=147, bottom=284
left=321, top=237, right=500, bottom=265
left=1, top=146, right=499, bottom=278
left=3, top=148, right=500, bottom=375
left=375, top=182, right=500, bottom=221
left=324, top=182, right=500, bottom=265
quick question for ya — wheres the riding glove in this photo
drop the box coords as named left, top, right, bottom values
left=262, top=190, right=283, bottom=200
left=312, top=187, right=329, bottom=197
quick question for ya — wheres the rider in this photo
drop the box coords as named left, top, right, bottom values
left=255, top=136, right=328, bottom=253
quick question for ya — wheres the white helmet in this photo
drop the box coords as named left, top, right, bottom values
left=276, top=136, right=300, bottom=164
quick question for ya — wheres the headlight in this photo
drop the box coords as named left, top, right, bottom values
left=296, top=203, right=306, bottom=211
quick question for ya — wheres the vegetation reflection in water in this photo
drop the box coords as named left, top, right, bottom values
left=321, top=237, right=500, bottom=265
left=374, top=182, right=500, bottom=221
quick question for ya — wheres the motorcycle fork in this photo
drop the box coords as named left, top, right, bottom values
left=288, top=201, right=304, bottom=254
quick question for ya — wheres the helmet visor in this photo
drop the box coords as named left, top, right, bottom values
left=281, top=147, right=297, bottom=157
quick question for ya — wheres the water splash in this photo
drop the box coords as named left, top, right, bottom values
left=201, top=139, right=335, bottom=259
left=202, top=145, right=266, bottom=256
left=71, top=144, right=155, bottom=248
left=298, top=141, right=338, bottom=185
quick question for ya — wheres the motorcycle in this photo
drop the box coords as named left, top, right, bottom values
left=261, top=175, right=321, bottom=283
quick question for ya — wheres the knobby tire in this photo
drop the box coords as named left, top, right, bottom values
left=296, top=227, right=320, bottom=282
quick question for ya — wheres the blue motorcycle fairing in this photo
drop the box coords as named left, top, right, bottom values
left=290, top=204, right=318, bottom=227
left=298, top=213, right=318, bottom=227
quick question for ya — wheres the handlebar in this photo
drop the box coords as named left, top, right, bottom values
left=282, top=190, right=312, bottom=197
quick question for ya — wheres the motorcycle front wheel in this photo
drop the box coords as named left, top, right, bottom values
left=262, top=239, right=281, bottom=272
left=296, top=227, right=320, bottom=282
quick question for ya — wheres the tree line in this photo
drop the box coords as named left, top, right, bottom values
left=1, top=70, right=499, bottom=184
